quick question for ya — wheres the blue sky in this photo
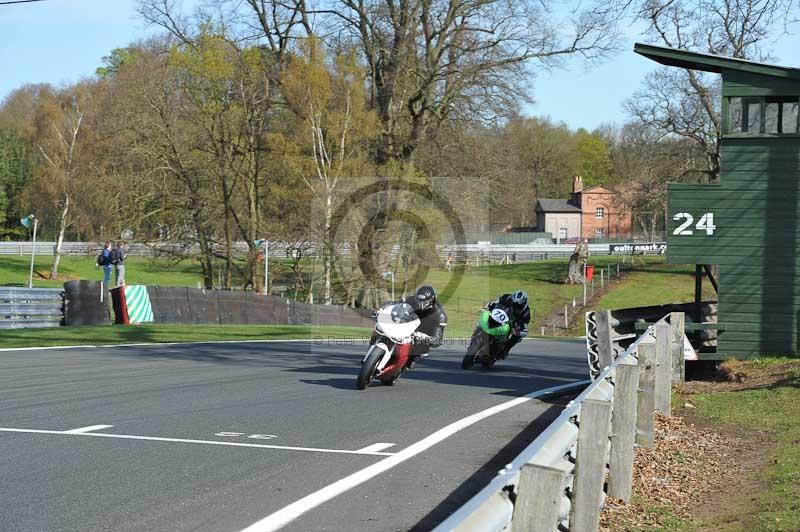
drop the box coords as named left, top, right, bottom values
left=1, top=0, right=799, bottom=131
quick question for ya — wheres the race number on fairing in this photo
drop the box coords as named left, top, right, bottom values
left=672, top=212, right=716, bottom=236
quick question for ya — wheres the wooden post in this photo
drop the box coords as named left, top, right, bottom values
left=596, top=310, right=614, bottom=370
left=694, top=264, right=703, bottom=323
left=600, top=268, right=604, bottom=288
left=654, top=322, right=672, bottom=416
left=513, top=463, right=566, bottom=532
left=636, top=343, right=656, bottom=447
left=670, top=312, right=686, bottom=383
left=571, top=399, right=613, bottom=532
left=564, top=305, right=569, bottom=328
left=608, top=356, right=640, bottom=502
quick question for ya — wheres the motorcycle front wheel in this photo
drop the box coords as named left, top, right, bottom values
left=462, top=331, right=484, bottom=369
left=356, top=348, right=384, bottom=390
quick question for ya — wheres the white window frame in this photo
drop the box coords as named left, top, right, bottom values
left=595, top=207, right=604, bottom=219
left=595, top=228, right=605, bottom=238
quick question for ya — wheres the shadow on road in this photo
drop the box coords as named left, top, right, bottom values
left=292, top=352, right=586, bottom=395
left=95, top=341, right=588, bottom=396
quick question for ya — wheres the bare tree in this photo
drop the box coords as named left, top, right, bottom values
left=29, top=86, right=91, bottom=279
left=138, top=0, right=619, bottom=167
left=317, top=0, right=618, bottom=165
left=610, top=121, right=703, bottom=239
left=607, top=0, right=798, bottom=181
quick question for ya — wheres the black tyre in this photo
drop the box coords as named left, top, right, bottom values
left=462, top=332, right=484, bottom=370
left=356, top=348, right=383, bottom=390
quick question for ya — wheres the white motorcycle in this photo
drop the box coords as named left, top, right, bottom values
left=356, top=302, right=422, bottom=390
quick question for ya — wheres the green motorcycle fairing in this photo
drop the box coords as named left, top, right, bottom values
left=477, top=309, right=511, bottom=337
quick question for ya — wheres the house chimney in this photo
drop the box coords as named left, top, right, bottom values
left=573, top=175, right=583, bottom=194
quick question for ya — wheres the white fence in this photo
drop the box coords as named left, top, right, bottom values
left=1, top=241, right=666, bottom=261
left=435, top=312, right=686, bottom=532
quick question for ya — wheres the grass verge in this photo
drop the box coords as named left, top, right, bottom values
left=568, top=261, right=717, bottom=335
left=603, top=357, right=800, bottom=532
left=0, top=324, right=371, bottom=349
left=686, top=358, right=800, bottom=531
left=0, top=255, right=209, bottom=288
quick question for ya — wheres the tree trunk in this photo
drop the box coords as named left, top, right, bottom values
left=323, top=195, right=333, bottom=305
left=566, top=252, right=585, bottom=284
left=49, top=194, right=70, bottom=280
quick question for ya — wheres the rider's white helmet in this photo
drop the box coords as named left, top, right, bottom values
left=511, top=290, right=528, bottom=306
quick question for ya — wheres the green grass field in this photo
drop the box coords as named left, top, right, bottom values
left=568, top=261, right=717, bottom=335
left=418, top=256, right=642, bottom=337
left=0, top=255, right=207, bottom=288
left=1, top=253, right=708, bottom=344
left=0, top=324, right=371, bottom=349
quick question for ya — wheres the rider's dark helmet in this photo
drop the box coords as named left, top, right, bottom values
left=414, top=285, right=437, bottom=312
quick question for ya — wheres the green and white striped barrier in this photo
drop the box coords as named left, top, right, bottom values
left=124, top=285, right=154, bottom=323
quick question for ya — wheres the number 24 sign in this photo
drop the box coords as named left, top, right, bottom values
left=673, top=212, right=716, bottom=236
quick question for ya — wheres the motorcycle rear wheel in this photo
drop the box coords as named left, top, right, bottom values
left=356, top=348, right=383, bottom=390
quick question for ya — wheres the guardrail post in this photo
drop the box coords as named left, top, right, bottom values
left=636, top=343, right=656, bottom=447
left=654, top=322, right=672, bottom=416
left=670, top=312, right=686, bottom=383
left=512, top=463, right=566, bottom=532
left=596, top=310, right=614, bottom=370
left=570, top=398, right=612, bottom=532
left=608, top=354, right=640, bottom=502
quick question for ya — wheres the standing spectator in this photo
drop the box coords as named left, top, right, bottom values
left=96, top=241, right=113, bottom=287
left=112, top=241, right=126, bottom=287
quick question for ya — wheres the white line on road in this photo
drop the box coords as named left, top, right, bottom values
left=62, top=424, right=114, bottom=434
left=0, top=428, right=395, bottom=456
left=355, top=443, right=395, bottom=453
left=239, top=380, right=590, bottom=532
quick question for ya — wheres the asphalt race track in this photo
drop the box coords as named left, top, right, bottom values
left=0, top=337, right=587, bottom=532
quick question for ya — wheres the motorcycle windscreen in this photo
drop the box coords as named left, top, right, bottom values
left=376, top=303, right=420, bottom=339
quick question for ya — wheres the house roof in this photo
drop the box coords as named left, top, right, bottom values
left=634, top=43, right=800, bottom=80
left=535, top=198, right=581, bottom=213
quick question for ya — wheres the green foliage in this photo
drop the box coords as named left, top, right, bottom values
left=96, top=47, right=139, bottom=78
left=0, top=129, right=35, bottom=239
left=574, top=128, right=615, bottom=187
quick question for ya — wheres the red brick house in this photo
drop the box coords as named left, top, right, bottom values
left=535, top=176, right=632, bottom=240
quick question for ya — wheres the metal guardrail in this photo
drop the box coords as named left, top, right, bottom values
left=436, top=313, right=684, bottom=532
left=0, top=287, right=64, bottom=329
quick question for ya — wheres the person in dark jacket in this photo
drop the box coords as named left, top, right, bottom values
left=96, top=241, right=113, bottom=287
left=403, top=285, right=448, bottom=369
left=112, top=241, right=126, bottom=287
left=487, top=290, right=530, bottom=356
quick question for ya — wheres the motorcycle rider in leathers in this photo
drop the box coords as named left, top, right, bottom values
left=403, top=285, right=448, bottom=369
left=487, top=290, right=530, bottom=357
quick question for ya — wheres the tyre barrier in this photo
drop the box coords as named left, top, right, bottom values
left=64, top=281, right=110, bottom=326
